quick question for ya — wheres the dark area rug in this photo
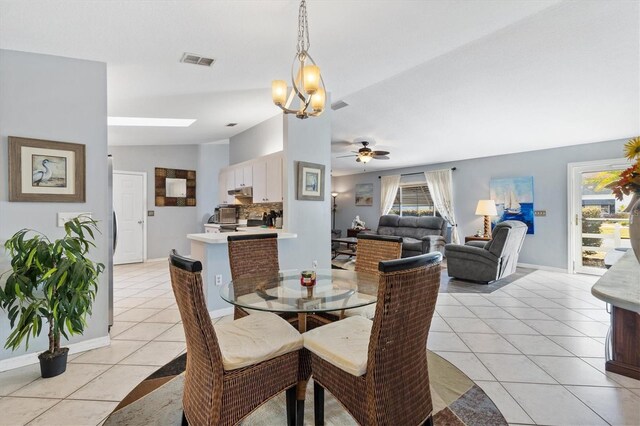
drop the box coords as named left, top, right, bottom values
left=105, top=350, right=506, bottom=426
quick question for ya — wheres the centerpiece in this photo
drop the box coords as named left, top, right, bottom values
left=607, top=137, right=640, bottom=262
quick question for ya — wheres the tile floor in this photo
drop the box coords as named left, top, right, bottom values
left=0, top=261, right=639, bottom=425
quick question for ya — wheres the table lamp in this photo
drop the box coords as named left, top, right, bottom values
left=475, top=200, right=497, bottom=238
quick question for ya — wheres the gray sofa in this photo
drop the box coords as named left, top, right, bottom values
left=364, top=215, right=447, bottom=258
left=444, top=220, right=527, bottom=283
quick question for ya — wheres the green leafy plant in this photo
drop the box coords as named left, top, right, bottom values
left=0, top=217, right=104, bottom=357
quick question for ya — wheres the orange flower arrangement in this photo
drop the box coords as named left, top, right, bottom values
left=608, top=137, right=640, bottom=201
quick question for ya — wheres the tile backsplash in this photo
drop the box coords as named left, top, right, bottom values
left=237, top=202, right=283, bottom=219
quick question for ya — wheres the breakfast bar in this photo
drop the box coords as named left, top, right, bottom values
left=591, top=250, right=640, bottom=380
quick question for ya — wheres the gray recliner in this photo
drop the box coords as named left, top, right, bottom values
left=364, top=215, right=447, bottom=257
left=444, top=220, right=527, bottom=283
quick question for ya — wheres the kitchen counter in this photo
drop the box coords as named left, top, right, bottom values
left=188, top=228, right=296, bottom=244
left=590, top=250, right=640, bottom=380
left=591, top=250, right=640, bottom=313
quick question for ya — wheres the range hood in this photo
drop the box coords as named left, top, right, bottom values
left=228, top=187, right=253, bottom=197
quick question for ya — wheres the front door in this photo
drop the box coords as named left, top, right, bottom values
left=569, top=159, right=632, bottom=274
left=113, top=171, right=146, bottom=264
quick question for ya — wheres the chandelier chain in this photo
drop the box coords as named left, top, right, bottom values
left=297, top=0, right=310, bottom=56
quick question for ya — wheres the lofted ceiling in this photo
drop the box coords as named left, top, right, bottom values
left=0, top=1, right=638, bottom=175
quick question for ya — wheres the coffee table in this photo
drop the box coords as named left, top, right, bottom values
left=331, top=236, right=358, bottom=258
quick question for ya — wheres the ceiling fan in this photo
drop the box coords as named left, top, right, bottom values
left=336, top=141, right=390, bottom=163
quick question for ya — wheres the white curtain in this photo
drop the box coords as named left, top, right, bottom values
left=380, top=175, right=401, bottom=216
left=424, top=169, right=460, bottom=244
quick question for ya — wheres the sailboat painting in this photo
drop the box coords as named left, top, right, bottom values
left=490, top=176, right=534, bottom=234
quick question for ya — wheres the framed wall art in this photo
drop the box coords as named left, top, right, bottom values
left=8, top=136, right=86, bottom=202
left=155, top=167, right=196, bottom=206
left=355, top=183, right=374, bottom=206
left=490, top=176, right=534, bottom=234
left=296, top=161, right=325, bottom=201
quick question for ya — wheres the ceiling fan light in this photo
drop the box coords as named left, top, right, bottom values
left=303, top=65, right=320, bottom=94
left=272, top=80, right=287, bottom=105
left=311, top=87, right=325, bottom=112
left=359, top=154, right=372, bottom=163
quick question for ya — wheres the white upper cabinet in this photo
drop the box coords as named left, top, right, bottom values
left=252, top=153, right=283, bottom=203
left=234, top=165, right=253, bottom=188
left=219, top=152, right=282, bottom=205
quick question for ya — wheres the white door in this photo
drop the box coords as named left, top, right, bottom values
left=266, top=155, right=283, bottom=202
left=113, top=171, right=146, bottom=264
left=568, top=159, right=632, bottom=275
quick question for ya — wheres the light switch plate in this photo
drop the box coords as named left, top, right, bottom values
left=148, top=210, right=155, bottom=217
left=534, top=210, right=547, bottom=217
left=57, top=212, right=92, bottom=227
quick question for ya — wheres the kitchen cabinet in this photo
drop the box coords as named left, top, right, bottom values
left=252, top=154, right=282, bottom=203
left=225, top=169, right=236, bottom=192
left=234, top=165, right=252, bottom=188
left=218, top=170, right=234, bottom=205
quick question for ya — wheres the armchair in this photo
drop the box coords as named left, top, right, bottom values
left=364, top=215, right=447, bottom=257
left=444, top=220, right=527, bottom=283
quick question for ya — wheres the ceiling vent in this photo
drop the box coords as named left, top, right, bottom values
left=331, top=100, right=349, bottom=111
left=180, top=52, right=215, bottom=67
left=226, top=123, right=238, bottom=127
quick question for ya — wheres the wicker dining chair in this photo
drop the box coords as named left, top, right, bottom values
left=304, top=252, right=442, bottom=426
left=336, top=234, right=403, bottom=320
left=354, top=234, right=403, bottom=274
left=227, top=233, right=282, bottom=320
left=169, top=250, right=304, bottom=426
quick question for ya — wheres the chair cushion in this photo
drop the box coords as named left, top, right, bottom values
left=303, top=316, right=372, bottom=377
left=215, top=311, right=302, bottom=371
left=343, top=302, right=376, bottom=320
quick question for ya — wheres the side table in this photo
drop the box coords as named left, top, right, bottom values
left=347, top=228, right=370, bottom=238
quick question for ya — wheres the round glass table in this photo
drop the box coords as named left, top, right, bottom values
left=220, top=268, right=379, bottom=332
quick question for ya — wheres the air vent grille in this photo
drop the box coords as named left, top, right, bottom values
left=180, top=52, right=216, bottom=67
left=226, top=123, right=238, bottom=127
left=331, top=100, right=349, bottom=110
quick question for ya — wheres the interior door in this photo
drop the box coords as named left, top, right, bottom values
left=113, top=171, right=145, bottom=264
left=569, top=159, right=632, bottom=274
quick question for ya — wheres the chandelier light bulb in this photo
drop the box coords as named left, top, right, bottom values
left=271, top=80, right=287, bottom=106
left=303, top=65, right=320, bottom=94
left=311, top=87, right=325, bottom=112
left=359, top=155, right=373, bottom=164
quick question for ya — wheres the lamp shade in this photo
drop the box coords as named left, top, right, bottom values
left=475, top=200, right=497, bottom=216
left=331, top=192, right=339, bottom=197
left=303, top=65, right=321, bottom=94
left=271, top=80, right=287, bottom=105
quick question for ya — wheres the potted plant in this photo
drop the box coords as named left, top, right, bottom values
left=0, top=217, right=104, bottom=378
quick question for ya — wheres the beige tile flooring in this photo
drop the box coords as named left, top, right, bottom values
left=0, top=261, right=639, bottom=425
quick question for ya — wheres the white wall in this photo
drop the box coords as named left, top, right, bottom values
left=229, top=115, right=283, bottom=165
left=332, top=138, right=626, bottom=270
left=0, top=49, right=109, bottom=361
left=108, top=143, right=229, bottom=259
left=281, top=109, right=332, bottom=270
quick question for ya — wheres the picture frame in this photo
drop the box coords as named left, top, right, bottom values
left=155, top=167, right=196, bottom=206
left=355, top=183, right=374, bottom=206
left=8, top=136, right=86, bottom=203
left=296, top=161, right=325, bottom=201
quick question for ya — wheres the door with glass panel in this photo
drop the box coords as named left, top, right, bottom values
left=569, top=159, right=632, bottom=274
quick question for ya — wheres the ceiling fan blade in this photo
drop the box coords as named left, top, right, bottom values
left=336, top=154, right=357, bottom=158
left=373, top=155, right=390, bottom=160
left=373, top=150, right=390, bottom=156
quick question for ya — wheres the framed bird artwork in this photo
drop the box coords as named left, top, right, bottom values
left=8, top=136, right=85, bottom=202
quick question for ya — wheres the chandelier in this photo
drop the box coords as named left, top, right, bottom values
left=271, top=0, right=326, bottom=119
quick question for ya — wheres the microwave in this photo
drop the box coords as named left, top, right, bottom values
left=210, top=206, right=238, bottom=224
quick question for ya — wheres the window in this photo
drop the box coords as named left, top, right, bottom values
left=389, top=184, right=437, bottom=217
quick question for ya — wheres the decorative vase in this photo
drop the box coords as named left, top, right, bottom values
left=627, top=192, right=640, bottom=263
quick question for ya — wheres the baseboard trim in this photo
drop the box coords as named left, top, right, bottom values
left=0, top=335, right=111, bottom=372
left=209, top=307, right=234, bottom=319
left=145, top=255, right=191, bottom=263
left=518, top=262, right=568, bottom=273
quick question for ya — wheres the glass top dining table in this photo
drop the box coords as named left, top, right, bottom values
left=220, top=269, right=379, bottom=332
